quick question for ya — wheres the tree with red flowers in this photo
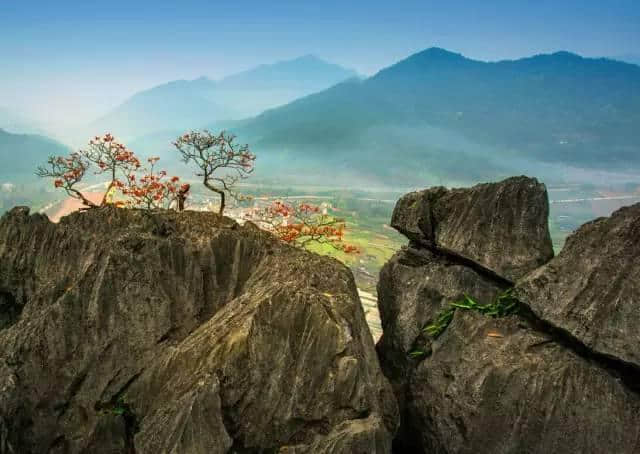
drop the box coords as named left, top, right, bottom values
left=247, top=200, right=359, bottom=253
left=38, top=134, right=184, bottom=212
left=81, top=133, right=141, bottom=206
left=120, top=157, right=184, bottom=210
left=173, top=130, right=255, bottom=215
left=36, top=153, right=98, bottom=208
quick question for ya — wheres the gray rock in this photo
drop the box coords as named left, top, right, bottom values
left=406, top=311, right=640, bottom=454
left=0, top=206, right=398, bottom=453
left=391, top=176, right=554, bottom=281
left=516, top=202, right=640, bottom=369
left=378, top=178, right=640, bottom=453
left=375, top=245, right=509, bottom=450
left=376, top=245, right=506, bottom=400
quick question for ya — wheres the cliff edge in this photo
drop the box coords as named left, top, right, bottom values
left=0, top=207, right=398, bottom=453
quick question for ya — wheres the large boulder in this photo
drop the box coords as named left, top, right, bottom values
left=391, top=176, right=553, bottom=281
left=376, top=246, right=507, bottom=417
left=0, top=206, right=398, bottom=453
left=516, top=203, right=640, bottom=369
left=377, top=176, right=554, bottom=451
left=378, top=178, right=640, bottom=453
left=405, top=311, right=640, bottom=454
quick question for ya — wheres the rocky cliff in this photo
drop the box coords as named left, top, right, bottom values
left=0, top=207, right=398, bottom=453
left=377, top=176, right=640, bottom=453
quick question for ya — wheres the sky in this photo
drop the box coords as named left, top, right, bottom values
left=1, top=0, right=639, bottom=130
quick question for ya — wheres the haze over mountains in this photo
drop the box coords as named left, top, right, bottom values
left=86, top=55, right=358, bottom=143
left=0, top=107, right=46, bottom=136
left=613, top=54, right=640, bottom=66
left=2, top=48, right=640, bottom=188
left=0, top=129, right=69, bottom=180
left=231, top=48, right=640, bottom=184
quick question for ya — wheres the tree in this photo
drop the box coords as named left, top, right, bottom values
left=37, top=135, right=183, bottom=212
left=36, top=153, right=97, bottom=208
left=82, top=133, right=141, bottom=206
left=119, top=157, right=183, bottom=210
left=247, top=200, right=359, bottom=253
left=173, top=130, right=255, bottom=215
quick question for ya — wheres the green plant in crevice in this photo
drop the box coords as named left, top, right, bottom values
left=417, top=289, right=520, bottom=347
left=451, top=289, right=520, bottom=318
left=96, top=395, right=136, bottom=420
left=112, top=396, right=130, bottom=416
left=408, top=349, right=429, bottom=359
left=423, top=307, right=456, bottom=339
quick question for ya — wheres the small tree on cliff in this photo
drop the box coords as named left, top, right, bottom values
left=120, top=157, right=185, bottom=210
left=82, top=133, right=141, bottom=205
left=36, top=153, right=97, bottom=208
left=173, top=130, right=255, bottom=215
left=247, top=200, right=360, bottom=253
left=38, top=134, right=183, bottom=211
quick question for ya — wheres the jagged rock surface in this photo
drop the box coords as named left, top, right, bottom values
left=0, top=206, right=398, bottom=454
left=376, top=246, right=506, bottom=421
left=391, top=176, right=553, bottom=281
left=377, top=177, right=640, bottom=453
left=516, top=203, right=640, bottom=369
left=406, top=312, right=640, bottom=454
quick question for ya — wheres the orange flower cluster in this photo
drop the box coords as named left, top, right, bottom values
left=88, top=135, right=141, bottom=175
left=39, top=134, right=183, bottom=211
left=298, top=203, right=321, bottom=213
left=36, top=153, right=94, bottom=207
left=48, top=155, right=87, bottom=187
left=250, top=200, right=359, bottom=254
left=120, top=157, right=182, bottom=209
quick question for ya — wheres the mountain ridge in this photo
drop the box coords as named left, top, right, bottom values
left=0, top=128, right=70, bottom=180
left=230, top=47, right=640, bottom=184
left=88, top=55, right=357, bottom=142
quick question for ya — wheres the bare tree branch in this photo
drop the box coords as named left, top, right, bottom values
left=173, top=130, right=255, bottom=215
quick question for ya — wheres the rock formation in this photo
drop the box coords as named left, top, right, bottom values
left=0, top=207, right=398, bottom=453
left=377, top=176, right=640, bottom=453
left=515, top=203, right=640, bottom=369
left=390, top=176, right=554, bottom=281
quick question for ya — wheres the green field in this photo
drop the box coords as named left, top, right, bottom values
left=230, top=182, right=640, bottom=292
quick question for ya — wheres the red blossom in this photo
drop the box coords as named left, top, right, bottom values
left=246, top=201, right=358, bottom=254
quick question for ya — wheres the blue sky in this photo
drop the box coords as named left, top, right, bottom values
left=2, top=0, right=639, bottom=127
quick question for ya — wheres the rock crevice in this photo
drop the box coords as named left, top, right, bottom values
left=377, top=176, right=640, bottom=453
left=517, top=303, right=640, bottom=394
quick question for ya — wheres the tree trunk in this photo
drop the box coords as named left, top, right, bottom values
left=101, top=180, right=114, bottom=206
left=217, top=190, right=225, bottom=215
left=204, top=180, right=225, bottom=215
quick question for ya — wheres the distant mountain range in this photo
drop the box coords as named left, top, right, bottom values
left=611, top=54, right=640, bottom=66
left=229, top=48, right=640, bottom=184
left=0, top=129, right=69, bottom=181
left=88, top=55, right=357, bottom=142
left=3, top=49, right=639, bottom=188
left=0, top=107, right=46, bottom=136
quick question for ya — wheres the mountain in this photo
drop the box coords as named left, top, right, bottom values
left=214, top=54, right=359, bottom=92
left=89, top=55, right=357, bottom=142
left=611, top=54, right=640, bottom=66
left=0, top=128, right=69, bottom=180
left=232, top=48, right=640, bottom=185
left=0, top=107, right=46, bottom=135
